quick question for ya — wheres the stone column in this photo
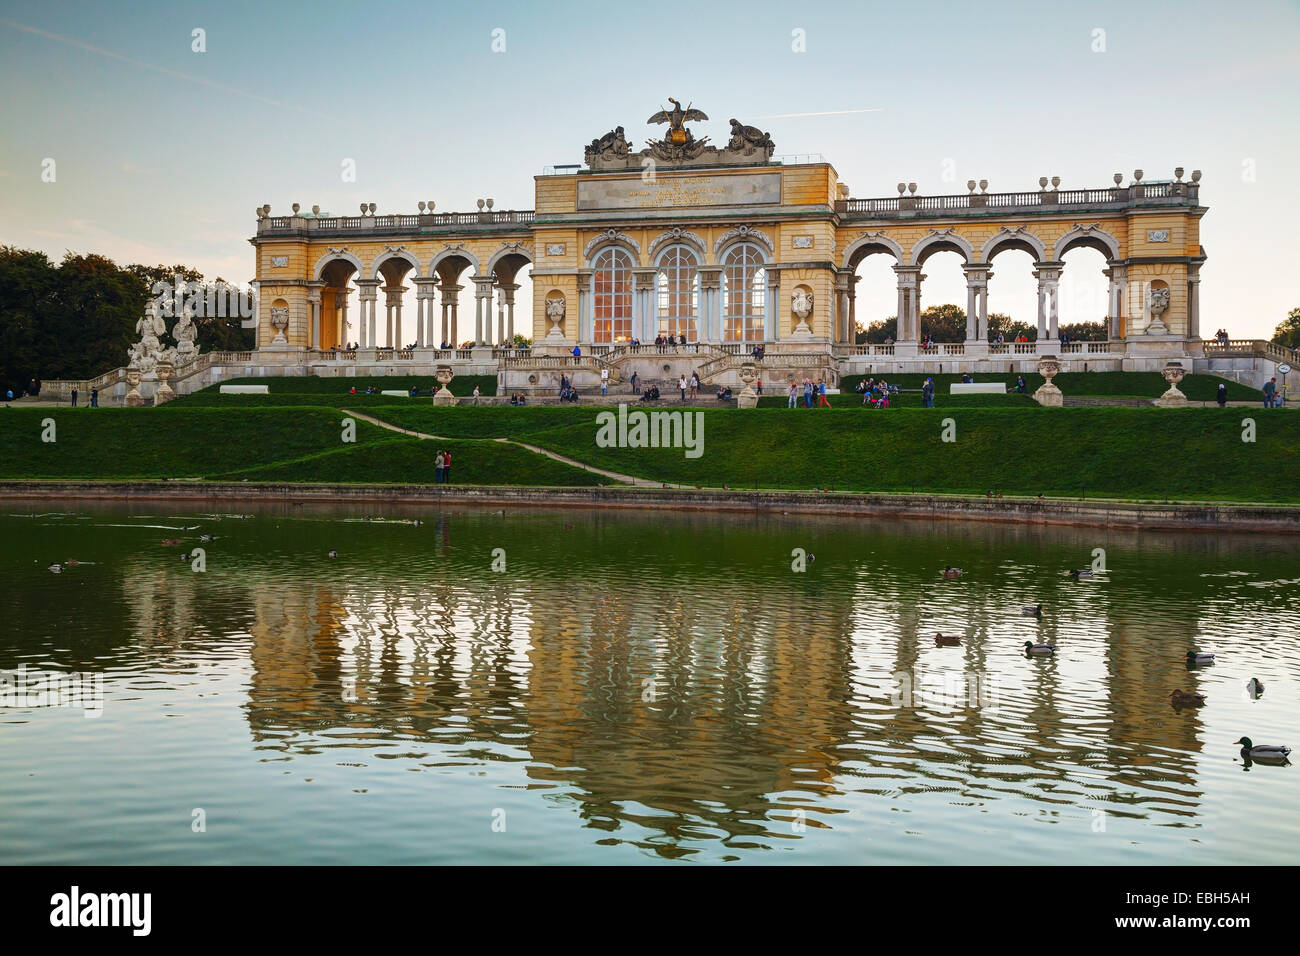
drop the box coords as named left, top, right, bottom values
left=1187, top=265, right=1201, bottom=341
left=354, top=280, right=377, bottom=349
left=698, top=267, right=722, bottom=343
left=962, top=265, right=991, bottom=341
left=765, top=268, right=781, bottom=342
left=833, top=272, right=851, bottom=343
left=499, top=282, right=519, bottom=344
left=893, top=265, right=922, bottom=343
left=632, top=269, right=657, bottom=343
left=307, top=283, right=323, bottom=349
left=413, top=280, right=435, bottom=347
left=384, top=286, right=405, bottom=349
left=1104, top=264, right=1126, bottom=340
left=576, top=269, right=593, bottom=344
left=848, top=275, right=858, bottom=343
left=1033, top=263, right=1062, bottom=341
left=471, top=276, right=495, bottom=346
left=441, top=284, right=461, bottom=347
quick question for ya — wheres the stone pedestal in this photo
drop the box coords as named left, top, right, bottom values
left=153, top=362, right=175, bottom=405
left=124, top=368, right=144, bottom=407
left=1156, top=361, right=1188, bottom=406
left=1033, top=355, right=1064, bottom=407
left=736, top=361, right=759, bottom=408
left=432, top=365, right=456, bottom=406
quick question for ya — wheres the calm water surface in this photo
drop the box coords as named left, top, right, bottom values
left=2, top=502, right=1297, bottom=864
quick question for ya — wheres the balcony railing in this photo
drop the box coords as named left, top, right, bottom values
left=838, top=180, right=1199, bottom=219
left=257, top=209, right=535, bottom=235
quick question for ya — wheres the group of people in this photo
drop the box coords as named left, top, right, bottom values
left=654, top=333, right=691, bottom=352
left=1262, top=377, right=1286, bottom=407
left=677, top=372, right=701, bottom=400
left=788, top=378, right=832, bottom=408
left=1213, top=329, right=1231, bottom=346
left=638, top=384, right=662, bottom=402
left=433, top=449, right=454, bottom=484
left=507, top=394, right=529, bottom=405
left=856, top=377, right=898, bottom=408
left=715, top=386, right=734, bottom=401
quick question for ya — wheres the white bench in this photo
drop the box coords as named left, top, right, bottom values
left=380, top=390, right=412, bottom=397
left=950, top=382, right=1007, bottom=395
left=219, top=384, right=269, bottom=394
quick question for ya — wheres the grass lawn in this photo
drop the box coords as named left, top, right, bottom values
left=840, top=371, right=1258, bottom=401
left=214, top=436, right=608, bottom=486
left=516, top=407, right=1300, bottom=502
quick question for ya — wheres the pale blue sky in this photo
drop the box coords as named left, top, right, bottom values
left=2, top=0, right=1298, bottom=339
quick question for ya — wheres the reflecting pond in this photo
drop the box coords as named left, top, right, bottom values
left=2, top=502, right=1297, bottom=864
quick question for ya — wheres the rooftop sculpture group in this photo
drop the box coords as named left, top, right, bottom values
left=585, top=97, right=776, bottom=170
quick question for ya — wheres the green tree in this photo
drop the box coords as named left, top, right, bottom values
left=1272, top=307, right=1300, bottom=349
left=920, top=303, right=966, bottom=342
left=986, top=312, right=1036, bottom=342
left=1059, top=321, right=1107, bottom=341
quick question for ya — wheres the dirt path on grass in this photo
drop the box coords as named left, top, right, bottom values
left=341, top=408, right=693, bottom=489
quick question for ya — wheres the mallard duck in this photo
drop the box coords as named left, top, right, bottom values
left=941, top=566, right=963, bottom=579
left=1023, top=641, right=1055, bottom=655
left=1234, top=737, right=1291, bottom=760
left=161, top=538, right=181, bottom=546
left=180, top=552, right=191, bottom=561
left=1247, top=678, right=1265, bottom=698
left=1186, top=651, right=1215, bottom=664
left=1170, top=689, right=1206, bottom=706
left=328, top=550, right=338, bottom=559
left=64, top=559, right=80, bottom=567
left=1068, top=569, right=1094, bottom=580
left=199, top=534, right=216, bottom=542
left=48, top=562, right=63, bottom=573
left=934, top=633, right=961, bottom=646
left=1021, top=604, right=1042, bottom=616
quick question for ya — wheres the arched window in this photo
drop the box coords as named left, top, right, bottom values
left=655, top=246, right=699, bottom=341
left=721, top=244, right=767, bottom=342
left=591, top=247, right=634, bottom=343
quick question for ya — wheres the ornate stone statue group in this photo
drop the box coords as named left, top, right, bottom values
left=127, top=301, right=200, bottom=375
left=584, top=98, right=776, bottom=170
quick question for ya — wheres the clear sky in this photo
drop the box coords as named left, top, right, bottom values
left=2, top=0, right=1298, bottom=340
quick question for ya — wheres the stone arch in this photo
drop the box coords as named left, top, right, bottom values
left=1053, top=223, right=1121, bottom=261
left=583, top=229, right=641, bottom=265
left=427, top=245, right=481, bottom=278
left=841, top=231, right=904, bottom=269
left=981, top=226, right=1048, bottom=263
left=910, top=228, right=974, bottom=265
left=368, top=246, right=421, bottom=280
left=649, top=227, right=707, bottom=261
left=714, top=225, right=773, bottom=261
left=311, top=248, right=364, bottom=280
left=485, top=241, right=533, bottom=276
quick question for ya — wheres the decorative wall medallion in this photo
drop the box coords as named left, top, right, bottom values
left=545, top=243, right=566, bottom=256
left=713, top=225, right=774, bottom=255
left=270, top=255, right=288, bottom=268
left=1147, top=230, right=1170, bottom=242
left=582, top=229, right=641, bottom=258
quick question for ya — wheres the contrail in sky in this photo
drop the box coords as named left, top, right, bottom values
left=1, top=19, right=331, bottom=120
left=751, top=109, right=885, bottom=119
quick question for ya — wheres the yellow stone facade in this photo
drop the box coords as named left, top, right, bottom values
left=250, top=111, right=1207, bottom=355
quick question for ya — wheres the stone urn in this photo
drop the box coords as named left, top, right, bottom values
left=1033, top=355, right=1064, bottom=407
left=124, top=368, right=144, bottom=407
left=1156, top=361, right=1188, bottom=406
left=432, top=365, right=456, bottom=406
left=789, top=289, right=814, bottom=340
left=153, top=361, right=176, bottom=405
left=736, top=361, right=759, bottom=409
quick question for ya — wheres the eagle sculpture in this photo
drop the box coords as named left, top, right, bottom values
left=647, top=97, right=708, bottom=144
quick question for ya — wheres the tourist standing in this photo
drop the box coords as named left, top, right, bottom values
left=600, top=367, right=609, bottom=396
left=90, top=388, right=99, bottom=408
left=473, top=385, right=481, bottom=405
left=630, top=370, right=639, bottom=394
left=435, top=450, right=445, bottom=484
left=787, top=381, right=797, bottom=408
left=756, top=378, right=762, bottom=396
left=690, top=372, right=699, bottom=398
left=679, top=374, right=687, bottom=402
left=803, top=378, right=813, bottom=408
left=71, top=387, right=78, bottom=407
left=922, top=377, right=935, bottom=408
left=816, top=379, right=831, bottom=408
left=443, top=450, right=452, bottom=483
left=1216, top=383, right=1227, bottom=407
left=1263, top=377, right=1276, bottom=408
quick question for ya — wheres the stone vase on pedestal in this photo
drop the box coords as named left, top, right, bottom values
left=1033, top=356, right=1064, bottom=407
left=432, top=365, right=456, bottom=406
left=124, top=368, right=144, bottom=407
left=153, top=362, right=176, bottom=405
left=1156, top=361, right=1188, bottom=406
left=736, top=361, right=759, bottom=409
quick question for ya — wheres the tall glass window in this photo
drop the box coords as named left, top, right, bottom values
left=721, top=244, right=767, bottom=342
left=655, top=247, right=699, bottom=340
left=592, top=248, right=633, bottom=343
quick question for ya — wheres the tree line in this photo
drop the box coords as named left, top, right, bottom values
left=856, top=303, right=1106, bottom=344
left=0, top=246, right=254, bottom=396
